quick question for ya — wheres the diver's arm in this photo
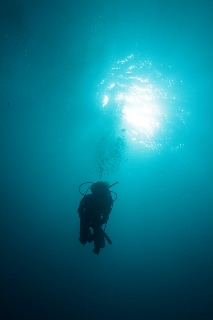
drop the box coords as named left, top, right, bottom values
left=101, top=213, right=109, bottom=224
left=78, top=196, right=86, bottom=218
left=101, top=197, right=113, bottom=224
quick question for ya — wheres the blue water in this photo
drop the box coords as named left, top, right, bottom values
left=1, top=0, right=212, bottom=319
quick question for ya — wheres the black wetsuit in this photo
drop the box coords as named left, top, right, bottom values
left=78, top=191, right=113, bottom=253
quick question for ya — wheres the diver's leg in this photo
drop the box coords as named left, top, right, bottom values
left=93, top=226, right=105, bottom=254
left=87, top=228, right=94, bottom=243
left=79, top=219, right=89, bottom=245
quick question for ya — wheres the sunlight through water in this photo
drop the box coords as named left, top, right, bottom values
left=97, top=54, right=186, bottom=152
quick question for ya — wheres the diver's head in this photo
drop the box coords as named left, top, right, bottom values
left=91, top=181, right=109, bottom=195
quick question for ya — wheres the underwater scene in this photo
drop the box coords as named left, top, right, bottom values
left=1, top=0, right=212, bottom=319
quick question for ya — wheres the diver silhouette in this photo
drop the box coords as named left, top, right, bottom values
left=78, top=181, right=118, bottom=254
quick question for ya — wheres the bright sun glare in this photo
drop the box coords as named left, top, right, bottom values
left=117, top=84, right=163, bottom=138
left=97, top=54, right=184, bottom=151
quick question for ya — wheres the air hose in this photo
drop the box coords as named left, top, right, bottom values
left=78, top=181, right=119, bottom=201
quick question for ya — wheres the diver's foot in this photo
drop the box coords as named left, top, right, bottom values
left=93, top=247, right=100, bottom=255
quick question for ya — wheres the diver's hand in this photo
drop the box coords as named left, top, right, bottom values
left=100, top=218, right=107, bottom=225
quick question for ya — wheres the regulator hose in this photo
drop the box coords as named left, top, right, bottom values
left=78, top=181, right=119, bottom=201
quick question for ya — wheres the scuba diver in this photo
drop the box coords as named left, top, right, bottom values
left=78, top=181, right=118, bottom=255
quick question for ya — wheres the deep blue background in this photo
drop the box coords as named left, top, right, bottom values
left=0, top=0, right=212, bottom=319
